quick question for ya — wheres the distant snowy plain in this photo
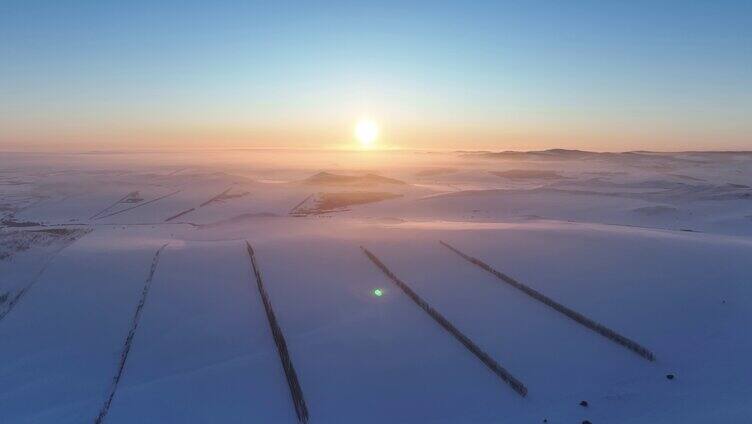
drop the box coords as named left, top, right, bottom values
left=1, top=149, right=751, bottom=423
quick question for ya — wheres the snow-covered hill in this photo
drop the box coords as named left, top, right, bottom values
left=1, top=149, right=751, bottom=423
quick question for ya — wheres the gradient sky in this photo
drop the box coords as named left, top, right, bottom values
left=1, top=0, right=750, bottom=151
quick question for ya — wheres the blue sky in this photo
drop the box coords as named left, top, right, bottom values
left=1, top=0, right=750, bottom=151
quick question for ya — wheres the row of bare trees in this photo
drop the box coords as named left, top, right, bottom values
left=246, top=242, right=309, bottom=424
left=96, top=243, right=169, bottom=424
left=440, top=240, right=655, bottom=362
left=361, top=246, right=528, bottom=397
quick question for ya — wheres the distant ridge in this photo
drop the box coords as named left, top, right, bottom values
left=459, top=149, right=713, bottom=164
left=455, top=148, right=752, bottom=156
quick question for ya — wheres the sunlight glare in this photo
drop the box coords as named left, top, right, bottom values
left=355, top=119, right=379, bottom=148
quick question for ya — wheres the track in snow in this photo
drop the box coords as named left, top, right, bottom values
left=94, top=243, right=168, bottom=424
left=246, top=241, right=309, bottom=424
left=361, top=246, right=528, bottom=397
left=440, top=240, right=655, bottom=361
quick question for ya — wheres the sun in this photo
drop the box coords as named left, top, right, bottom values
left=355, top=118, right=379, bottom=148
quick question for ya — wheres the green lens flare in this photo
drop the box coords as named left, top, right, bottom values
left=373, top=288, right=383, bottom=297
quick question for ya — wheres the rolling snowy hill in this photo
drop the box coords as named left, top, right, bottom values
left=1, top=149, right=751, bottom=423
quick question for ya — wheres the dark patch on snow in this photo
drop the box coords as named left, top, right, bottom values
left=632, top=205, right=679, bottom=216
left=122, top=195, right=144, bottom=203
left=0, top=228, right=90, bottom=321
left=302, top=171, right=406, bottom=186
left=164, top=186, right=249, bottom=222
left=415, top=167, right=457, bottom=177
left=490, top=169, right=564, bottom=180
left=95, top=190, right=181, bottom=220
left=89, top=191, right=142, bottom=219
left=0, top=227, right=87, bottom=261
left=1, top=218, right=43, bottom=227
left=33, top=228, right=76, bottom=236
left=291, top=192, right=402, bottom=216
left=289, top=193, right=314, bottom=215
left=199, top=186, right=244, bottom=207
left=199, top=212, right=280, bottom=228
left=669, top=173, right=705, bottom=182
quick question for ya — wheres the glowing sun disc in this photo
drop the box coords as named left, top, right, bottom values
left=355, top=119, right=379, bottom=147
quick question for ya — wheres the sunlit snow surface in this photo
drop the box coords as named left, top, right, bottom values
left=1, top=149, right=751, bottom=423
